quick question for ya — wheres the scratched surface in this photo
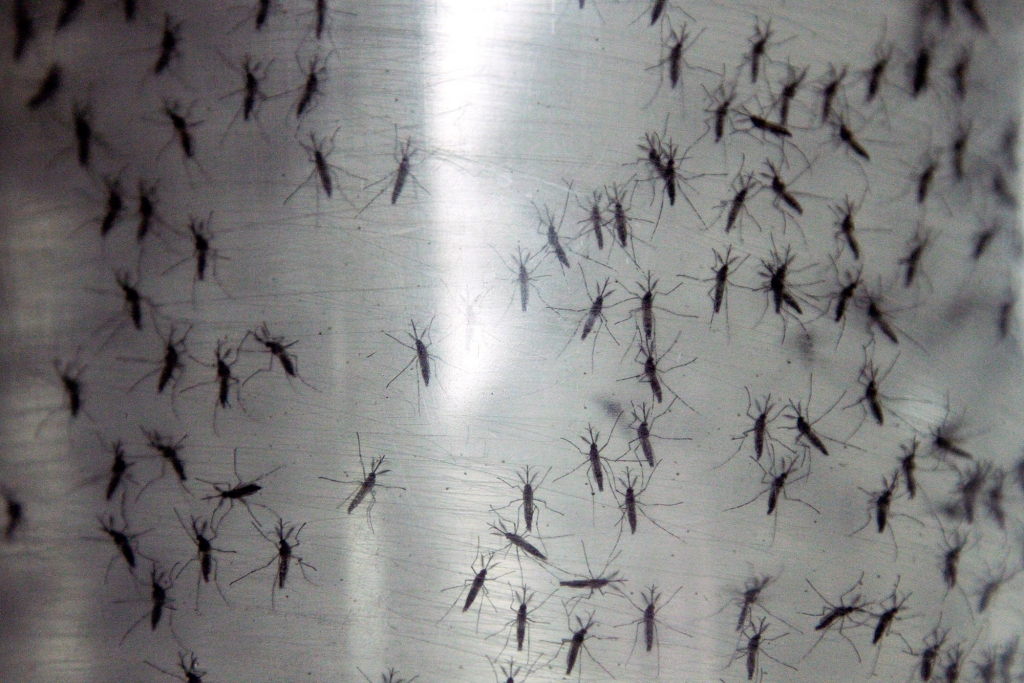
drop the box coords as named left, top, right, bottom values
left=1, top=1, right=1023, bottom=682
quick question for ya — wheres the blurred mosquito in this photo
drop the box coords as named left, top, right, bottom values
left=145, top=651, right=206, bottom=683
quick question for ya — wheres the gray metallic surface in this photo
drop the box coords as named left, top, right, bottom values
left=1, top=1, right=1023, bottom=681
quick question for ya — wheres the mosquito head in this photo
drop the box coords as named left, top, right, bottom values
left=574, top=611, right=598, bottom=632
left=632, top=401, right=653, bottom=425
left=521, top=465, right=539, bottom=488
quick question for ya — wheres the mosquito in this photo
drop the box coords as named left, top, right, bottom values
left=229, top=518, right=316, bottom=610
left=910, top=150, right=941, bottom=205
left=135, top=180, right=165, bottom=243
left=850, top=470, right=918, bottom=559
left=730, top=616, right=795, bottom=681
left=160, top=100, right=201, bottom=161
left=983, top=466, right=1007, bottom=530
left=681, top=245, right=747, bottom=335
left=742, top=18, right=775, bottom=84
left=152, top=13, right=182, bottom=75
left=138, top=429, right=189, bottom=496
left=726, top=448, right=818, bottom=544
left=535, top=191, right=572, bottom=270
left=553, top=610, right=616, bottom=678
left=762, top=160, right=808, bottom=220
left=241, top=323, right=316, bottom=391
left=438, top=548, right=505, bottom=632
left=604, top=182, right=646, bottom=253
left=319, top=433, right=404, bottom=531
left=974, top=562, right=1020, bottom=614
left=819, top=64, right=847, bottom=123
left=55, top=357, right=85, bottom=420
left=174, top=510, right=235, bottom=608
left=624, top=331, right=695, bottom=407
left=701, top=76, right=737, bottom=143
left=359, top=132, right=426, bottom=214
left=774, top=63, right=809, bottom=126
left=831, top=195, right=864, bottom=260
left=494, top=465, right=560, bottom=533
left=612, top=465, right=685, bottom=541
left=91, top=175, right=125, bottom=238
left=616, top=271, right=690, bottom=343
left=487, top=655, right=540, bottom=683
left=803, top=573, right=872, bottom=662
left=625, top=399, right=687, bottom=467
left=122, top=324, right=191, bottom=396
left=555, top=269, right=620, bottom=367
left=384, top=318, right=435, bottom=391
left=200, top=448, right=281, bottom=523
left=181, top=339, right=242, bottom=431
left=490, top=517, right=548, bottom=563
left=2, top=488, right=22, bottom=542
left=357, top=669, right=418, bottom=683
left=104, top=439, right=135, bottom=501
left=717, top=166, right=762, bottom=235
left=899, top=224, right=933, bottom=288
left=577, top=189, right=606, bottom=251
left=557, top=418, right=620, bottom=495
left=858, top=287, right=901, bottom=345
left=863, top=37, right=893, bottom=103
left=826, top=263, right=862, bottom=347
left=72, top=102, right=94, bottom=168
left=13, top=0, right=32, bottom=61
left=558, top=542, right=627, bottom=598
left=726, top=573, right=786, bottom=633
left=904, top=621, right=949, bottom=682
left=728, top=388, right=783, bottom=464
left=617, top=585, right=688, bottom=671
left=910, top=43, right=932, bottom=98
left=928, top=410, right=974, bottom=461
left=646, top=23, right=704, bottom=100
left=287, top=128, right=363, bottom=209
left=640, top=133, right=709, bottom=221
left=295, top=53, right=328, bottom=118
left=756, top=243, right=819, bottom=340
left=869, top=579, right=910, bottom=648
left=488, top=582, right=550, bottom=656
left=98, top=492, right=150, bottom=580
left=946, top=460, right=987, bottom=524
left=948, top=47, right=970, bottom=101
left=145, top=651, right=206, bottom=683
left=845, top=344, right=899, bottom=429
left=494, top=245, right=549, bottom=314
left=735, top=104, right=794, bottom=142
left=783, top=375, right=846, bottom=457
left=940, top=644, right=966, bottom=683
left=899, top=438, right=920, bottom=499
left=939, top=525, right=970, bottom=591
left=111, top=270, right=146, bottom=332
left=119, top=562, right=179, bottom=644
left=219, top=54, right=271, bottom=129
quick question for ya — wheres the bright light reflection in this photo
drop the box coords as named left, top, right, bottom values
left=427, top=1, right=509, bottom=412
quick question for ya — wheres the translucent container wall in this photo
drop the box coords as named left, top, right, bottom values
left=1, top=1, right=1023, bottom=682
